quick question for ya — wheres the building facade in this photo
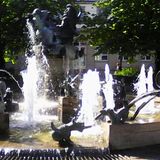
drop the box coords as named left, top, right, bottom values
left=6, top=1, right=155, bottom=78
left=73, top=0, right=155, bottom=74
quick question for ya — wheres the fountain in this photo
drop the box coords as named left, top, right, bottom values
left=1, top=4, right=160, bottom=159
left=0, top=4, right=109, bottom=153
left=24, top=5, right=110, bottom=149
left=104, top=64, right=160, bottom=150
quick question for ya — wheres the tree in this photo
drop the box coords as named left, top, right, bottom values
left=81, top=0, right=160, bottom=72
left=0, top=0, right=75, bottom=69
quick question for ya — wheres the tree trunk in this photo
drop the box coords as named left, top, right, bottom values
left=155, top=51, right=160, bottom=74
left=118, top=54, right=123, bottom=70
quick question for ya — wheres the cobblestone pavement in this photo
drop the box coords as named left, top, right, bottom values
left=111, top=144, right=160, bottom=160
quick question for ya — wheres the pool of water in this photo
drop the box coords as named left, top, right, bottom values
left=0, top=113, right=108, bottom=150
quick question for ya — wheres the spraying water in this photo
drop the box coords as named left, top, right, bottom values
left=21, top=56, right=38, bottom=122
left=77, top=64, right=115, bottom=126
left=103, top=64, right=115, bottom=110
left=135, top=64, right=156, bottom=114
left=135, top=64, right=147, bottom=97
left=19, top=21, right=55, bottom=123
left=72, top=69, right=106, bottom=145
left=147, top=66, right=154, bottom=92
left=134, top=64, right=147, bottom=112
left=26, top=19, right=36, bottom=45
left=77, top=70, right=101, bottom=126
left=145, top=66, right=156, bottom=113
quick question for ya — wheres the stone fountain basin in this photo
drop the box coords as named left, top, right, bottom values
left=108, top=97, right=160, bottom=150
left=109, top=121, right=160, bottom=150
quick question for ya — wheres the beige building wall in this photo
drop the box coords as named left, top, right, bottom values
left=72, top=43, right=155, bottom=74
left=95, top=54, right=155, bottom=73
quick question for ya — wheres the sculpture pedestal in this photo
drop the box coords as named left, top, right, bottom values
left=109, top=122, right=160, bottom=150
left=58, top=96, right=103, bottom=124
left=0, top=113, right=9, bottom=135
left=58, top=97, right=79, bottom=124
left=5, top=102, right=19, bottom=112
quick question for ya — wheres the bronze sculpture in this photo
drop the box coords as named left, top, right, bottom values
left=51, top=121, right=91, bottom=147
left=27, top=4, right=82, bottom=59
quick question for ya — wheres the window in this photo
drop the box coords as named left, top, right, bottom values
left=74, top=42, right=86, bottom=59
left=95, top=54, right=108, bottom=61
left=141, top=55, right=151, bottom=61
left=118, top=55, right=128, bottom=61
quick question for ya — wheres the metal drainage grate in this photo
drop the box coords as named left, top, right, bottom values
left=0, top=148, right=129, bottom=160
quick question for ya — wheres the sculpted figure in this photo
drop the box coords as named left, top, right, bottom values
left=0, top=80, right=6, bottom=113
left=95, top=90, right=160, bottom=124
left=3, top=88, right=13, bottom=104
left=27, top=5, right=82, bottom=59
left=0, top=93, right=5, bottom=113
left=95, top=100, right=129, bottom=124
left=51, top=121, right=91, bottom=147
left=0, top=79, right=6, bottom=99
left=31, top=8, right=56, bottom=46
left=57, top=4, right=80, bottom=42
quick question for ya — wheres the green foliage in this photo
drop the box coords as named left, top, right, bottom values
left=114, top=67, right=138, bottom=76
left=81, top=0, right=160, bottom=57
left=4, top=50, right=16, bottom=64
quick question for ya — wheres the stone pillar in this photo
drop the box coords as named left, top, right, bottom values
left=0, top=113, right=9, bottom=135
left=59, top=96, right=79, bottom=124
